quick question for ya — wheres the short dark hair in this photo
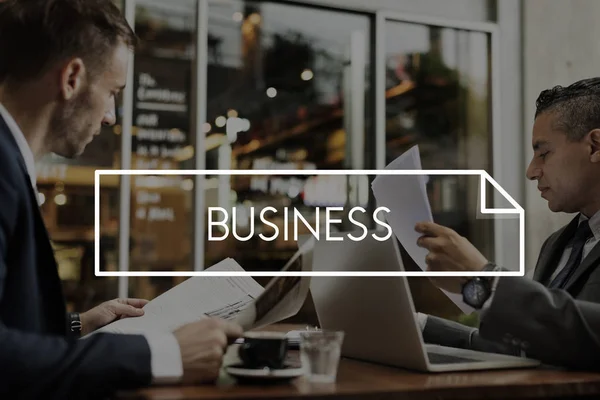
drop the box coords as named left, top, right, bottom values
left=0, top=0, right=136, bottom=84
left=535, top=77, right=600, bottom=141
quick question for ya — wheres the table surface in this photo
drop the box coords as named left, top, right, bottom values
left=117, top=325, right=600, bottom=400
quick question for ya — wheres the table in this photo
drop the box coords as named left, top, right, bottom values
left=117, top=325, right=600, bottom=400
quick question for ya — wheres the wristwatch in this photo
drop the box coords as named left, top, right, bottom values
left=461, top=262, right=496, bottom=309
left=68, top=312, right=82, bottom=337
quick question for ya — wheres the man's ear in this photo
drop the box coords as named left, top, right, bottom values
left=589, top=129, right=600, bottom=163
left=59, top=58, right=86, bottom=100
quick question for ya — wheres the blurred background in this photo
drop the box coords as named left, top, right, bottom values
left=35, top=0, right=586, bottom=322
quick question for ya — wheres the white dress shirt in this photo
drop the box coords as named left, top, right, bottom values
left=548, top=212, right=600, bottom=282
left=0, top=103, right=183, bottom=384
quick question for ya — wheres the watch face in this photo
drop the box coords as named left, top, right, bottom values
left=463, top=279, right=490, bottom=308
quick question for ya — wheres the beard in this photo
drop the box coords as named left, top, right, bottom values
left=49, top=88, right=98, bottom=159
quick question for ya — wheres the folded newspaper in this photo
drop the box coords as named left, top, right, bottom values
left=92, top=237, right=315, bottom=335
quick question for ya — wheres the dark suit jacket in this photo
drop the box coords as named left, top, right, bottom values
left=0, top=115, right=152, bottom=399
left=479, top=276, right=600, bottom=371
left=423, top=214, right=600, bottom=363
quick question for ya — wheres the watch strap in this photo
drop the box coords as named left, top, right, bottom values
left=482, top=261, right=503, bottom=292
left=482, top=262, right=497, bottom=272
left=68, top=312, right=82, bottom=337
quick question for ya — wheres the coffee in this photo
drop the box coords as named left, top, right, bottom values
left=238, top=331, right=288, bottom=369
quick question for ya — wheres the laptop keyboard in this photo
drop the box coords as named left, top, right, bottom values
left=427, top=352, right=483, bottom=364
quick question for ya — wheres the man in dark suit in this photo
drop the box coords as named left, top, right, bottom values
left=414, top=77, right=600, bottom=369
left=0, top=1, right=243, bottom=399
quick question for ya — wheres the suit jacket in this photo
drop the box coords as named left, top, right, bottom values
left=479, top=277, right=600, bottom=370
left=0, top=115, right=152, bottom=399
left=422, top=214, right=600, bottom=365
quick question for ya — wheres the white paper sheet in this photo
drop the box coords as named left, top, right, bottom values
left=92, top=258, right=265, bottom=335
left=92, top=240, right=315, bottom=336
left=371, top=145, right=473, bottom=313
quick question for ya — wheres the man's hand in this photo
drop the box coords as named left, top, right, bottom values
left=174, top=318, right=244, bottom=384
left=415, top=221, right=488, bottom=293
left=80, top=298, right=148, bottom=336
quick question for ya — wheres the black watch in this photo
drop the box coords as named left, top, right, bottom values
left=68, top=312, right=82, bottom=337
left=461, top=262, right=496, bottom=309
left=461, top=277, right=492, bottom=309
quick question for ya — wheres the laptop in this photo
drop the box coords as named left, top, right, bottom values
left=308, top=232, right=540, bottom=372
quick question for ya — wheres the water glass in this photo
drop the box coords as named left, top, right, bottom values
left=299, top=330, right=345, bottom=383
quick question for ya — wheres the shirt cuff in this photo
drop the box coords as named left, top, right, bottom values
left=143, top=332, right=183, bottom=385
left=416, top=312, right=428, bottom=332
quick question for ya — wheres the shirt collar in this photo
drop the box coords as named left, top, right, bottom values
left=0, top=102, right=37, bottom=188
left=579, top=211, right=600, bottom=241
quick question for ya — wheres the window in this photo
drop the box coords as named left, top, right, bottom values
left=204, top=0, right=372, bottom=272
left=383, top=20, right=495, bottom=259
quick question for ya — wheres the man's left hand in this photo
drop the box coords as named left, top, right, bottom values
left=80, top=298, right=148, bottom=336
left=415, top=221, right=488, bottom=293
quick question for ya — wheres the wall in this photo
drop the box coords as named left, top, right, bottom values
left=523, top=0, right=600, bottom=271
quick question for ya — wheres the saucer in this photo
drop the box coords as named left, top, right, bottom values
left=234, top=337, right=300, bottom=350
left=225, top=363, right=305, bottom=383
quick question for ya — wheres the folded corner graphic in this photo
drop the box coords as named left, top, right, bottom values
left=478, top=171, right=524, bottom=216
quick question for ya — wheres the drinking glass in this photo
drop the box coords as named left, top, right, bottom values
left=299, top=330, right=345, bottom=383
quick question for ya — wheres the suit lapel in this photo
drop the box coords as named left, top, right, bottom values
left=20, top=160, right=67, bottom=333
left=564, top=239, right=600, bottom=292
left=533, top=215, right=579, bottom=284
left=532, top=213, right=600, bottom=293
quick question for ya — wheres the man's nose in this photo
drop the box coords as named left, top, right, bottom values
left=102, top=110, right=116, bottom=127
left=526, top=159, right=540, bottom=181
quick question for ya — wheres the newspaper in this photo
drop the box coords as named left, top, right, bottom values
left=234, top=236, right=314, bottom=330
left=91, top=237, right=314, bottom=336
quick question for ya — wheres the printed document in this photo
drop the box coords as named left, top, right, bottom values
left=92, top=237, right=315, bottom=336
left=371, top=145, right=473, bottom=313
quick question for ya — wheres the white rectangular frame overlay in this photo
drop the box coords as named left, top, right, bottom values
left=95, top=169, right=524, bottom=277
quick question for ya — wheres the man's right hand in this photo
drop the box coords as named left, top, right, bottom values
left=174, top=317, right=244, bottom=384
left=415, top=221, right=488, bottom=293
